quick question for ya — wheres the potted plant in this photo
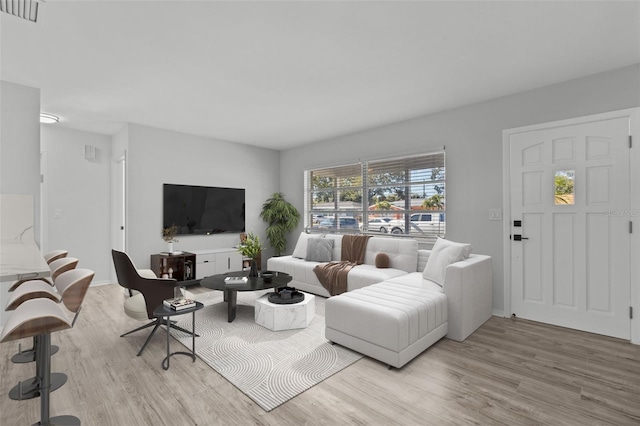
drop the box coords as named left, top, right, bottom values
left=260, top=192, right=300, bottom=256
left=162, top=224, right=179, bottom=253
left=237, top=232, right=263, bottom=276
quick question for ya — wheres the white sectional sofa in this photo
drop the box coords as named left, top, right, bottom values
left=267, top=232, right=420, bottom=297
left=267, top=232, right=493, bottom=369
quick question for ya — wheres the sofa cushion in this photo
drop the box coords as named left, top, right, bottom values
left=305, top=238, right=334, bottom=262
left=364, top=237, right=418, bottom=273
left=327, top=234, right=344, bottom=261
left=292, top=232, right=312, bottom=259
left=268, top=255, right=325, bottom=283
left=422, top=238, right=470, bottom=286
left=385, top=272, right=443, bottom=293
left=375, top=253, right=390, bottom=268
left=123, top=292, right=149, bottom=321
left=348, top=264, right=409, bottom=290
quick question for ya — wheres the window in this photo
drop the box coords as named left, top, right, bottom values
left=305, top=163, right=363, bottom=232
left=305, top=151, right=445, bottom=242
left=554, top=170, right=575, bottom=205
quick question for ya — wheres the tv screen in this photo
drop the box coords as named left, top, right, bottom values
left=163, top=184, right=245, bottom=235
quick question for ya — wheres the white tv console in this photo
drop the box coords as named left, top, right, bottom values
left=190, top=248, right=242, bottom=279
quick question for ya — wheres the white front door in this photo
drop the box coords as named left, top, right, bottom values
left=509, top=117, right=631, bottom=339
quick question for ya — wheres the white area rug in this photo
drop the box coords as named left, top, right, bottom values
left=172, top=290, right=362, bottom=412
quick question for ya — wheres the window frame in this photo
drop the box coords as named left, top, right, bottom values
left=304, top=150, right=446, bottom=242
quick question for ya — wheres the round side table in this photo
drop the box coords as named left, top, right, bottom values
left=153, top=301, right=204, bottom=370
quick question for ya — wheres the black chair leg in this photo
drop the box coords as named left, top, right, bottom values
left=122, top=318, right=200, bottom=357
left=120, top=320, right=157, bottom=337
left=136, top=321, right=162, bottom=356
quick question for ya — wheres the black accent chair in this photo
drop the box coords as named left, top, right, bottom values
left=111, top=249, right=197, bottom=356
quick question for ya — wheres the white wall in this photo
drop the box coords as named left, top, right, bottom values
left=125, top=124, right=280, bottom=269
left=279, top=64, right=640, bottom=315
left=0, top=81, right=41, bottom=243
left=38, top=121, right=281, bottom=284
left=41, top=126, right=112, bottom=284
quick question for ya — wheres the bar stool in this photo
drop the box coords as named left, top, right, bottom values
left=5, top=269, right=94, bottom=401
left=6, top=268, right=93, bottom=313
left=0, top=298, right=80, bottom=425
left=9, top=257, right=79, bottom=291
left=43, top=249, right=68, bottom=264
left=8, top=258, right=79, bottom=363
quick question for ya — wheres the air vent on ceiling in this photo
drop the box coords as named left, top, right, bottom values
left=0, top=0, right=39, bottom=23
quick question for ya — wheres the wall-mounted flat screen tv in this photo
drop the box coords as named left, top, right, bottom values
left=163, top=184, right=245, bottom=235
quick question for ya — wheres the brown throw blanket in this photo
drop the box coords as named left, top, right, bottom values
left=313, top=234, right=371, bottom=296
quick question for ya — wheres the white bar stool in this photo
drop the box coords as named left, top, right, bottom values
left=0, top=298, right=80, bottom=426
left=8, top=258, right=79, bottom=364
left=9, top=257, right=79, bottom=292
left=5, top=269, right=94, bottom=401
left=43, top=249, right=69, bottom=264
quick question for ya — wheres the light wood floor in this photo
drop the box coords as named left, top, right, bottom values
left=1, top=283, right=639, bottom=425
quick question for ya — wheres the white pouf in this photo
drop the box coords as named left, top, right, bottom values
left=255, top=292, right=315, bottom=331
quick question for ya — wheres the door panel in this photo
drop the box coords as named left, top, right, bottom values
left=522, top=212, right=543, bottom=302
left=553, top=213, right=575, bottom=307
left=510, top=117, right=630, bottom=339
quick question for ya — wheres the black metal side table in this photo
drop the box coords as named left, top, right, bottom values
left=153, top=301, right=204, bottom=370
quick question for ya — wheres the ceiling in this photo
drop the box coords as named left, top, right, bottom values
left=1, top=1, right=639, bottom=150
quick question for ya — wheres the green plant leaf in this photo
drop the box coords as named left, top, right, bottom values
left=260, top=192, right=300, bottom=256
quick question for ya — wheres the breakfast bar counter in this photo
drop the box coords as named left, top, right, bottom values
left=1, top=239, right=50, bottom=282
left=1, top=239, right=50, bottom=328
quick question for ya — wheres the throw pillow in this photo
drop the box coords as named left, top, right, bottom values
left=431, top=237, right=472, bottom=259
left=422, top=237, right=469, bottom=286
left=375, top=253, right=390, bottom=268
left=460, top=241, right=473, bottom=259
left=305, top=238, right=334, bottom=262
left=292, top=232, right=312, bottom=259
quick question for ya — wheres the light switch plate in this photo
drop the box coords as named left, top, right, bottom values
left=489, top=209, right=502, bottom=221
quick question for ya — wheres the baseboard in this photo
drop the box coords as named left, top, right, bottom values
left=91, top=280, right=112, bottom=287
left=492, top=309, right=505, bottom=317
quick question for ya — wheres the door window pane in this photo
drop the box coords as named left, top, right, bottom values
left=555, top=170, right=575, bottom=205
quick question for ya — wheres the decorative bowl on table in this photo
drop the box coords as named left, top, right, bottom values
left=268, top=286, right=304, bottom=304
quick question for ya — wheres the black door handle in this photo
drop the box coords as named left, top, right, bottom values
left=512, top=234, right=529, bottom=241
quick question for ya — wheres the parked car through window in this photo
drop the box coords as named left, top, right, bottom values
left=318, top=217, right=360, bottom=231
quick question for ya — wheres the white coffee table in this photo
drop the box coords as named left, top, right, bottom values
left=254, top=292, right=315, bottom=331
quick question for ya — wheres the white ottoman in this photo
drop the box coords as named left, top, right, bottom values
left=325, top=282, right=448, bottom=369
left=255, top=292, right=315, bottom=331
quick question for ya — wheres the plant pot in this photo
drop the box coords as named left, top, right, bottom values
left=249, top=260, right=258, bottom=277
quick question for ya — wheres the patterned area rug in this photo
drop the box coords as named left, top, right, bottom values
left=172, top=290, right=362, bottom=412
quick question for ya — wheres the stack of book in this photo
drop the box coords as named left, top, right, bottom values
left=224, top=276, right=248, bottom=285
left=163, top=297, right=196, bottom=310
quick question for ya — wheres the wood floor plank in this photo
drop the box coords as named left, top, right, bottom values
left=1, top=283, right=639, bottom=425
